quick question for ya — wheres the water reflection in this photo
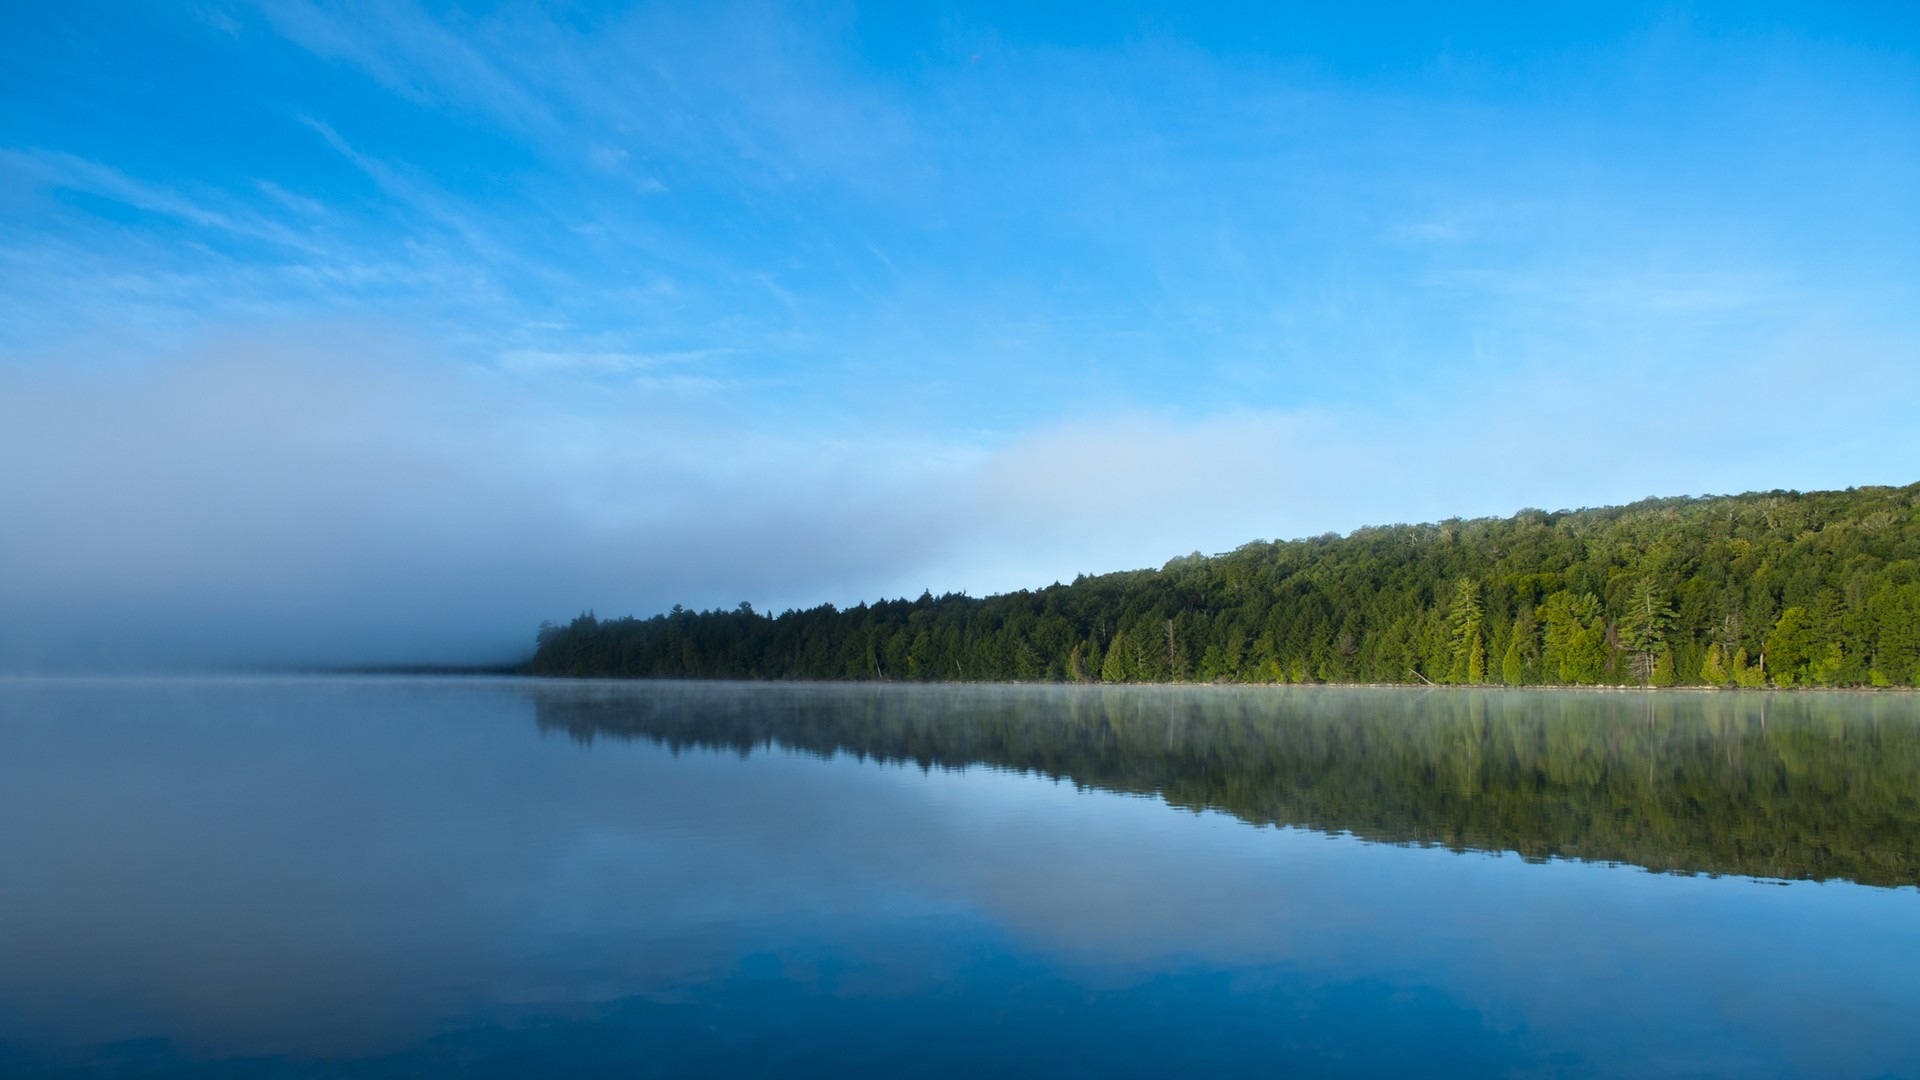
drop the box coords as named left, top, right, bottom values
left=2, top=678, right=1917, bottom=1077
left=537, top=683, right=1920, bottom=887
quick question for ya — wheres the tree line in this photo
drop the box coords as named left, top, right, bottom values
left=528, top=482, right=1920, bottom=689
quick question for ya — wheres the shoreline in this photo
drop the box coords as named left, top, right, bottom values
left=515, top=674, right=1920, bottom=694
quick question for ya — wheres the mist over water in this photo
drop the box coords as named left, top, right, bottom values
left=8, top=339, right=1919, bottom=673
left=2, top=678, right=1916, bottom=1076
left=0, top=346, right=968, bottom=671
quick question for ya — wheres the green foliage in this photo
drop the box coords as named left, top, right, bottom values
left=1700, top=643, right=1730, bottom=686
left=1620, top=578, right=1675, bottom=685
left=1651, top=647, right=1677, bottom=687
left=1541, top=591, right=1608, bottom=684
left=1446, top=578, right=1485, bottom=684
left=1101, top=631, right=1130, bottom=683
left=529, top=483, right=1920, bottom=688
left=1767, top=607, right=1816, bottom=687
left=1500, top=637, right=1527, bottom=686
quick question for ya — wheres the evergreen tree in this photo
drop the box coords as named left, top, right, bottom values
left=1620, top=579, right=1675, bottom=686
left=1766, top=607, right=1814, bottom=688
left=1700, top=643, right=1729, bottom=686
left=1501, top=638, right=1527, bottom=686
left=1543, top=592, right=1609, bottom=684
left=1448, top=578, right=1485, bottom=684
left=1101, top=631, right=1130, bottom=683
left=1651, top=647, right=1677, bottom=687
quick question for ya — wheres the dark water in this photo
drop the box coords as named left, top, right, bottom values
left=2, top=679, right=1918, bottom=1078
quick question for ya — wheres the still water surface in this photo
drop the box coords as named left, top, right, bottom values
left=2, top=678, right=1917, bottom=1077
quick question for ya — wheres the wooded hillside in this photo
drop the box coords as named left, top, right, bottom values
left=529, top=483, right=1920, bottom=687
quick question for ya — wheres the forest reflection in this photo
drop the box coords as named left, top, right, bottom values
left=534, top=684, right=1920, bottom=888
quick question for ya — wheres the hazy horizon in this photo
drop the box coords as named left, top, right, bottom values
left=5, top=3, right=1918, bottom=671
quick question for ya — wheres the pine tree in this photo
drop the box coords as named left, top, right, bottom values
left=1651, top=647, right=1677, bottom=687
left=1100, top=631, right=1129, bottom=683
left=1448, top=578, right=1484, bottom=684
left=1700, top=643, right=1729, bottom=685
left=1620, top=579, right=1674, bottom=686
left=1544, top=592, right=1608, bottom=684
left=1501, top=638, right=1526, bottom=685
left=1766, top=607, right=1812, bottom=688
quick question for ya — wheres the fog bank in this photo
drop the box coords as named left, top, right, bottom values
left=4, top=326, right=1914, bottom=671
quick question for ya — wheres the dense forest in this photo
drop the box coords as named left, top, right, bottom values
left=529, top=483, right=1920, bottom=688
left=535, top=683, right=1920, bottom=887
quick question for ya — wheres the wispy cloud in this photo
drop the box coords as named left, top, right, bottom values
left=252, top=0, right=559, bottom=132
left=494, top=347, right=734, bottom=375
left=1, top=149, right=326, bottom=255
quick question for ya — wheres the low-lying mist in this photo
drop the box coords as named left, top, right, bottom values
left=2, top=325, right=1912, bottom=672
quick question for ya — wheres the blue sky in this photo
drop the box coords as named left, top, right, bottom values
left=2, top=2, right=1918, bottom=667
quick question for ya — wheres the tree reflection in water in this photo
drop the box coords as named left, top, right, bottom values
left=536, top=684, right=1920, bottom=888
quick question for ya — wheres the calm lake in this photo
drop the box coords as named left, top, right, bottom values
left=2, top=678, right=1917, bottom=1077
